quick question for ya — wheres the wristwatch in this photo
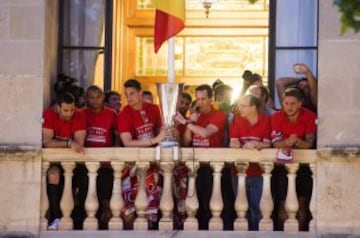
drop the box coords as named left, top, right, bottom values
left=185, top=120, right=195, bottom=126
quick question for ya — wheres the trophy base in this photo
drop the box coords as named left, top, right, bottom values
left=158, top=140, right=179, bottom=148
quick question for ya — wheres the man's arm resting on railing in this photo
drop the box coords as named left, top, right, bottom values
left=185, top=123, right=219, bottom=139
left=42, top=128, right=68, bottom=148
left=120, top=129, right=167, bottom=147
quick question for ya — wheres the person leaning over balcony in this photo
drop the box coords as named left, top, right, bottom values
left=42, top=92, right=86, bottom=230
left=172, top=91, right=192, bottom=230
left=104, top=90, right=122, bottom=113
left=174, top=84, right=229, bottom=230
left=117, top=79, right=169, bottom=230
left=271, top=87, right=316, bottom=231
left=229, top=94, right=271, bottom=231
left=83, top=85, right=118, bottom=230
left=276, top=63, right=317, bottom=113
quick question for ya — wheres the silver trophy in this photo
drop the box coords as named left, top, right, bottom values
left=157, top=83, right=184, bottom=147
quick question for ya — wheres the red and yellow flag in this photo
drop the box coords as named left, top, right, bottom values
left=154, top=0, right=185, bottom=53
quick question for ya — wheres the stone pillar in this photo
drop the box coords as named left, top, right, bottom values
left=159, top=162, right=175, bottom=230
left=209, top=162, right=224, bottom=230
left=40, top=162, right=49, bottom=230
left=234, top=162, right=249, bottom=231
left=259, top=162, right=273, bottom=231
left=84, top=162, right=100, bottom=230
left=184, top=162, right=199, bottom=230
left=60, top=162, right=75, bottom=230
left=109, top=161, right=125, bottom=230
left=309, top=162, right=316, bottom=231
left=284, top=163, right=299, bottom=231
left=134, top=162, right=149, bottom=230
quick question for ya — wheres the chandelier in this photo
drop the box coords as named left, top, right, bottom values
left=201, top=0, right=218, bottom=18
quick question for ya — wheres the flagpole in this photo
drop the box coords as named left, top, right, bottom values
left=167, top=37, right=175, bottom=84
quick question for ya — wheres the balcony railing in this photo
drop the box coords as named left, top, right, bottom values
left=41, top=148, right=316, bottom=231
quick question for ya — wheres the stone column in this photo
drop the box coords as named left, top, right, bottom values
left=209, top=162, right=224, bottom=230
left=234, top=162, right=249, bottom=231
left=40, top=162, right=50, bottom=230
left=84, top=162, right=100, bottom=230
left=184, top=162, right=199, bottom=230
left=309, top=162, right=316, bottom=232
left=284, top=163, right=299, bottom=231
left=60, top=162, right=75, bottom=230
left=159, top=162, right=175, bottom=230
left=134, top=162, right=149, bottom=230
left=259, top=162, right=274, bottom=231
left=109, top=161, right=125, bottom=230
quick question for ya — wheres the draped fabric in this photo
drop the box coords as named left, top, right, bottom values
left=154, top=0, right=185, bottom=53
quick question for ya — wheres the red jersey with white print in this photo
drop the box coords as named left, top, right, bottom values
left=117, top=102, right=162, bottom=141
left=230, top=112, right=271, bottom=176
left=192, top=107, right=226, bottom=147
left=42, top=108, right=86, bottom=141
left=84, top=107, right=117, bottom=147
left=271, top=107, right=316, bottom=143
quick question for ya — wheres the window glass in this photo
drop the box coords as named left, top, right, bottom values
left=137, top=0, right=268, bottom=10
left=276, top=0, right=317, bottom=47
left=136, top=36, right=268, bottom=80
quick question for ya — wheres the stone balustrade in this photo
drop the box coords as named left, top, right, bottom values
left=41, top=148, right=316, bottom=231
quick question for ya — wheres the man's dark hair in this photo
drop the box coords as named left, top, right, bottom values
left=124, top=79, right=141, bottom=91
left=57, top=92, right=75, bottom=105
left=195, top=84, right=213, bottom=98
left=283, top=87, right=304, bottom=102
left=104, top=90, right=120, bottom=103
left=181, top=92, right=192, bottom=103
left=86, top=85, right=103, bottom=96
left=212, top=79, right=224, bottom=91
left=142, top=90, right=153, bottom=96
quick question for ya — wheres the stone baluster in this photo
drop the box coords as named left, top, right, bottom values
left=84, top=162, right=100, bottom=230
left=284, top=163, right=299, bottom=231
left=309, top=163, right=316, bottom=231
left=209, top=162, right=224, bottom=230
left=109, top=161, right=125, bottom=230
left=134, top=162, right=149, bottom=230
left=40, top=162, right=49, bottom=230
left=159, top=161, right=175, bottom=230
left=234, top=162, right=249, bottom=230
left=59, top=162, right=75, bottom=230
left=259, top=162, right=274, bottom=231
left=184, top=162, right=199, bottom=230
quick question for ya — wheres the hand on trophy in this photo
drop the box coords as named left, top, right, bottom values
left=174, top=112, right=187, bottom=125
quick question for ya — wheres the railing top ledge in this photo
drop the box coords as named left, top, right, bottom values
left=42, top=148, right=316, bottom=164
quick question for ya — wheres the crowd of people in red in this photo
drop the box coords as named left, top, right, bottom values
left=42, top=64, right=317, bottom=232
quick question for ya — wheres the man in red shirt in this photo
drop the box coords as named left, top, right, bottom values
left=117, top=79, right=168, bottom=230
left=271, top=87, right=316, bottom=231
left=229, top=94, right=271, bottom=230
left=42, top=93, right=86, bottom=230
left=83, top=85, right=118, bottom=230
left=174, top=84, right=227, bottom=230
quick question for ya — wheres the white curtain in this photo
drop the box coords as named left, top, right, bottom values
left=62, top=0, right=105, bottom=90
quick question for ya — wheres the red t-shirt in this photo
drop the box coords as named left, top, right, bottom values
left=84, top=107, right=117, bottom=147
left=192, top=107, right=226, bottom=147
left=42, top=108, right=86, bottom=141
left=271, top=107, right=317, bottom=143
left=117, top=103, right=162, bottom=141
left=230, top=113, right=271, bottom=176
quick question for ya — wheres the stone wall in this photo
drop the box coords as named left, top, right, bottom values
left=0, top=0, right=58, bottom=234
left=317, top=0, right=360, bottom=148
left=0, top=0, right=57, bottom=147
left=0, top=147, right=41, bottom=233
